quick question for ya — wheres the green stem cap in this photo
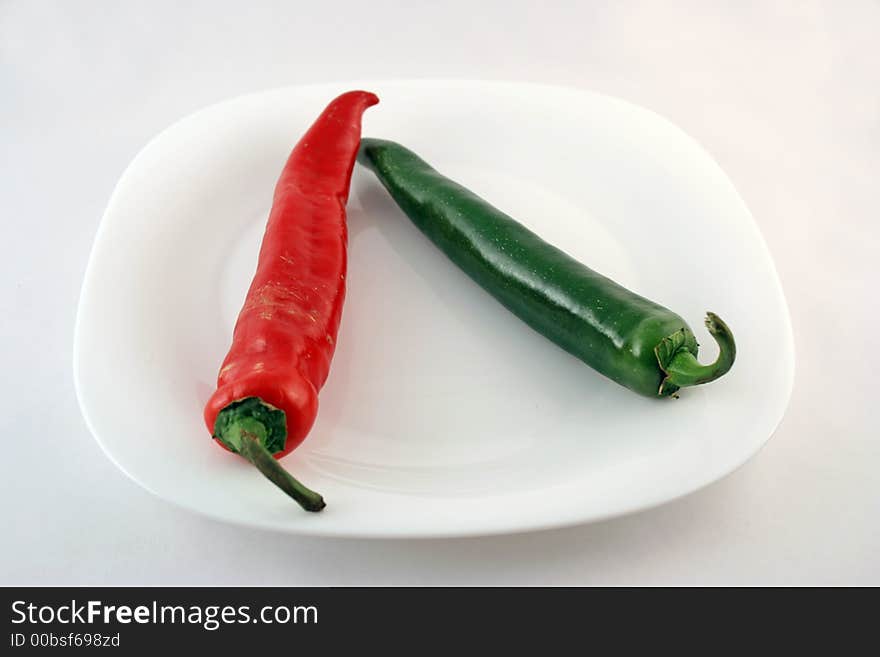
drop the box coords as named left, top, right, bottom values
left=213, top=397, right=325, bottom=512
left=660, top=312, right=736, bottom=394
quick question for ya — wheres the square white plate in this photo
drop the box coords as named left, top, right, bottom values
left=74, top=80, right=794, bottom=537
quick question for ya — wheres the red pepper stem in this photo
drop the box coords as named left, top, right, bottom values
left=237, top=435, right=325, bottom=512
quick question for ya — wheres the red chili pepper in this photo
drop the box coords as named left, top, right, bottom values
left=204, top=90, right=378, bottom=511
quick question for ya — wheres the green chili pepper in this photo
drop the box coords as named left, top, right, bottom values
left=358, top=138, right=736, bottom=398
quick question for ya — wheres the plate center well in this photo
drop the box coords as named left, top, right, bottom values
left=221, top=166, right=643, bottom=495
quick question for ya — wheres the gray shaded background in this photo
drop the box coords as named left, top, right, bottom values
left=2, top=0, right=877, bottom=585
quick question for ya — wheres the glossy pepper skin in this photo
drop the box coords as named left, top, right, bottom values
left=204, top=91, right=378, bottom=511
left=358, top=138, right=735, bottom=398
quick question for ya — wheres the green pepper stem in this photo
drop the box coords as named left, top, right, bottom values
left=663, top=312, right=736, bottom=389
left=237, top=435, right=326, bottom=512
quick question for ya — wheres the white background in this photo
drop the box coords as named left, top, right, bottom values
left=2, top=1, right=877, bottom=585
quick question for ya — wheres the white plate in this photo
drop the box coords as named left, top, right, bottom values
left=74, top=80, right=794, bottom=538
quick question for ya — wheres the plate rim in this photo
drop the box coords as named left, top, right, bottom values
left=73, top=78, right=796, bottom=538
